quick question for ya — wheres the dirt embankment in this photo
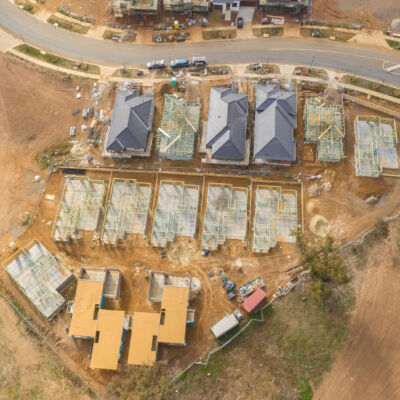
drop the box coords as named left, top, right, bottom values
left=315, top=224, right=400, bottom=399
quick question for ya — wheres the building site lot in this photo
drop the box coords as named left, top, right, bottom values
left=2, top=51, right=400, bottom=398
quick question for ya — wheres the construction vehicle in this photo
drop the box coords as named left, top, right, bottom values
left=221, top=269, right=234, bottom=291
left=87, top=119, right=97, bottom=144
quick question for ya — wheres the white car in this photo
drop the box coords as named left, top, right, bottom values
left=147, top=59, right=166, bottom=70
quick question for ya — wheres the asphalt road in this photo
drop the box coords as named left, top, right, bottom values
left=1, top=0, right=400, bottom=87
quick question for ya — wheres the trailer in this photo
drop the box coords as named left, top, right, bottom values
left=241, top=288, right=267, bottom=314
left=238, top=277, right=265, bottom=298
left=211, top=313, right=239, bottom=339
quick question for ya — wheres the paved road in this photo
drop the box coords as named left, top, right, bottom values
left=1, top=0, right=400, bottom=87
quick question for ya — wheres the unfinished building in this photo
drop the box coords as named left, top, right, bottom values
left=202, top=87, right=249, bottom=165
left=252, top=186, right=297, bottom=253
left=258, top=0, right=307, bottom=13
left=102, top=178, right=152, bottom=245
left=103, top=90, right=154, bottom=159
left=2, top=240, right=74, bottom=319
left=151, top=181, right=200, bottom=247
left=163, top=0, right=209, bottom=14
left=354, top=115, right=398, bottom=177
left=112, top=0, right=159, bottom=17
left=304, top=98, right=345, bottom=162
left=148, top=271, right=191, bottom=302
left=202, top=183, right=248, bottom=250
left=156, top=94, right=201, bottom=161
left=53, top=176, right=106, bottom=242
left=68, top=268, right=125, bottom=370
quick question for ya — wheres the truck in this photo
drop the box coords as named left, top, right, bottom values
left=211, top=312, right=240, bottom=339
left=87, top=119, right=97, bottom=144
left=170, top=59, right=190, bottom=69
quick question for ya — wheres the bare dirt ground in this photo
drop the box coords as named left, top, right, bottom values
left=315, top=221, right=400, bottom=400
left=0, top=295, right=90, bottom=399
left=0, top=52, right=92, bottom=250
left=312, top=0, right=400, bottom=29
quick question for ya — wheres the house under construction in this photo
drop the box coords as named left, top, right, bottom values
left=163, top=0, right=209, bottom=14
left=2, top=240, right=74, bottom=319
left=53, top=176, right=106, bottom=242
left=102, top=178, right=152, bottom=245
left=111, top=0, right=159, bottom=18
left=202, top=183, right=248, bottom=250
left=68, top=268, right=126, bottom=370
left=151, top=181, right=199, bottom=247
left=156, top=94, right=201, bottom=161
left=354, top=115, right=398, bottom=177
left=252, top=186, right=297, bottom=253
left=304, top=98, right=345, bottom=162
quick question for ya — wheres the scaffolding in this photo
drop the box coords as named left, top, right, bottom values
left=151, top=180, right=199, bottom=247
left=2, top=240, right=73, bottom=319
left=354, top=115, right=398, bottom=177
left=53, top=176, right=106, bottom=242
left=102, top=179, right=152, bottom=245
left=252, top=186, right=297, bottom=254
left=304, top=98, right=345, bottom=162
left=202, top=183, right=248, bottom=250
left=156, top=94, right=201, bottom=161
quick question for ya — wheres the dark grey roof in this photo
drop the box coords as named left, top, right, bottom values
left=254, top=85, right=297, bottom=162
left=106, top=90, right=154, bottom=153
left=206, top=87, right=248, bottom=160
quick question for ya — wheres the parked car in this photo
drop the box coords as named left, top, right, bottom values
left=147, top=59, right=166, bottom=70
left=237, top=17, right=244, bottom=29
left=170, top=59, right=190, bottom=68
left=192, top=56, right=207, bottom=67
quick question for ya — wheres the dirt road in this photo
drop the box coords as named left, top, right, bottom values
left=315, top=228, right=400, bottom=399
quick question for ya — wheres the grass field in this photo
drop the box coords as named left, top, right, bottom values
left=174, top=282, right=354, bottom=399
left=342, top=75, right=400, bottom=99
left=13, top=44, right=100, bottom=75
left=300, top=28, right=355, bottom=42
left=48, top=15, right=90, bottom=35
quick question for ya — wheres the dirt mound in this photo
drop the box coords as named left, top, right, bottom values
left=310, top=215, right=330, bottom=236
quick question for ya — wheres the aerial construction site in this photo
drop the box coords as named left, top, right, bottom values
left=0, top=50, right=399, bottom=399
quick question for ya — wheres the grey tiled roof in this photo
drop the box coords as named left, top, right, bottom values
left=254, top=85, right=297, bottom=162
left=106, top=90, right=154, bottom=153
left=206, top=87, right=248, bottom=160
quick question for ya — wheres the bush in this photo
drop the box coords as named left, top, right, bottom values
left=109, top=366, right=172, bottom=400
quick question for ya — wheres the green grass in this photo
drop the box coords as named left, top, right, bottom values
left=202, top=29, right=236, bottom=40
left=301, top=28, right=355, bottom=42
left=111, top=68, right=142, bottom=78
left=13, top=44, right=100, bottom=75
left=342, top=75, right=400, bottom=99
left=386, top=39, right=400, bottom=50
left=294, top=66, right=328, bottom=79
left=35, top=141, right=72, bottom=169
left=16, top=1, right=38, bottom=14
left=253, top=27, right=284, bottom=37
left=175, top=284, right=353, bottom=398
left=103, top=30, right=120, bottom=40
left=48, top=15, right=90, bottom=35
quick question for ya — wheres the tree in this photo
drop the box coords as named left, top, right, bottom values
left=297, top=233, right=349, bottom=304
